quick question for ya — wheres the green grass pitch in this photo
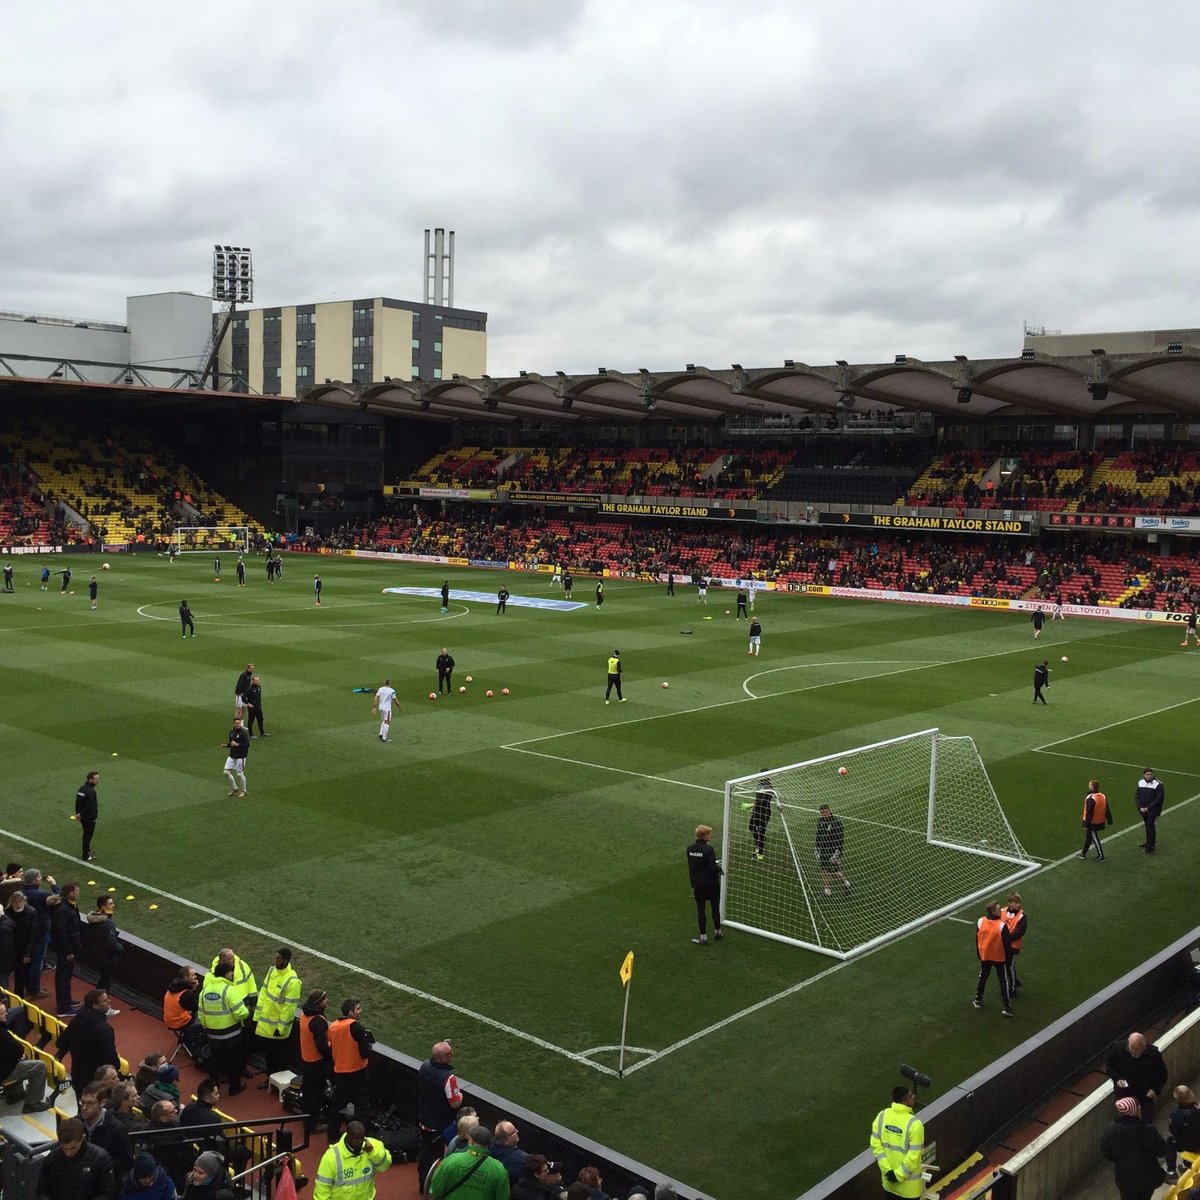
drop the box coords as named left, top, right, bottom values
left=2, top=553, right=1197, bottom=1198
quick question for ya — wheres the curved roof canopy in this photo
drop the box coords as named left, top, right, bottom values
left=302, top=344, right=1200, bottom=425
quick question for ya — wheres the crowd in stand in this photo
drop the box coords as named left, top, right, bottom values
left=303, top=502, right=1200, bottom=610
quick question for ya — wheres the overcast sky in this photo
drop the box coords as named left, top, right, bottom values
left=4, top=1, right=1199, bottom=375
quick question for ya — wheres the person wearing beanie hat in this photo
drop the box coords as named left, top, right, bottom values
left=183, top=1151, right=233, bottom=1200
left=140, top=1062, right=182, bottom=1111
left=1101, top=1094, right=1168, bottom=1200
left=121, top=1152, right=176, bottom=1200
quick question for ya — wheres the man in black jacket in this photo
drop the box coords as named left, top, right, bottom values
left=222, top=717, right=250, bottom=798
left=49, top=882, right=84, bottom=1016
left=58, top=988, right=121, bottom=1103
left=79, top=1083, right=134, bottom=1177
left=436, top=648, right=456, bottom=695
left=233, top=663, right=254, bottom=719
left=244, top=675, right=268, bottom=738
left=73, top=771, right=100, bottom=862
left=1033, top=659, right=1050, bottom=705
left=1165, top=1084, right=1200, bottom=1180
left=1100, top=1096, right=1167, bottom=1200
left=1134, top=768, right=1165, bottom=854
left=37, top=1117, right=117, bottom=1200
left=686, top=825, right=723, bottom=946
left=1108, top=1032, right=1169, bottom=1121
left=0, top=997, right=53, bottom=1110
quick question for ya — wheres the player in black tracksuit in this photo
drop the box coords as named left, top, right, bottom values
left=436, top=649, right=455, bottom=694
left=179, top=600, right=195, bottom=637
left=236, top=558, right=246, bottom=587
left=736, top=590, right=748, bottom=620
left=687, top=826, right=723, bottom=944
left=440, top=580, right=450, bottom=612
left=747, top=774, right=773, bottom=858
left=244, top=677, right=267, bottom=737
left=496, top=586, right=509, bottom=615
left=1033, top=660, right=1049, bottom=705
left=75, top=772, right=99, bottom=861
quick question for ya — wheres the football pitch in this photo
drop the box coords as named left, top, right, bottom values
left=3, top=553, right=1199, bottom=1199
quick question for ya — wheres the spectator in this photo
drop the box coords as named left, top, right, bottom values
left=80, top=1082, right=134, bottom=1176
left=37, top=1116, right=117, bottom=1200
left=1, top=888, right=34, bottom=996
left=120, top=1152, right=178, bottom=1200
left=1100, top=1096, right=1168, bottom=1200
left=135, top=1051, right=167, bottom=1094
left=574, top=1166, right=610, bottom=1200
left=488, top=1121, right=530, bottom=1187
left=140, top=1063, right=183, bottom=1113
left=106, top=1080, right=148, bottom=1134
left=428, top=1125, right=509, bottom=1200
left=58, top=988, right=121, bottom=1103
left=443, top=1108, right=479, bottom=1158
left=181, top=1152, right=234, bottom=1200
left=180, top=1079, right=222, bottom=1129
left=512, top=1155, right=565, bottom=1200
left=21, top=867, right=59, bottom=998
left=1107, top=1032, right=1168, bottom=1121
left=0, top=997, right=54, bottom=1111
left=418, top=1040, right=463, bottom=1191
left=85, top=894, right=123, bottom=991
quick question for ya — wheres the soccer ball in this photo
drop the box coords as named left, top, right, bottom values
left=101, top=563, right=110, bottom=571
left=726, top=609, right=731, bottom=615
left=70, top=590, right=75, bottom=594
left=661, top=681, right=670, bottom=689
left=501, top=687, right=510, bottom=696
left=459, top=686, right=466, bottom=693
left=486, top=689, right=494, bottom=697
left=465, top=675, right=473, bottom=682
left=837, top=766, right=848, bottom=777
left=428, top=692, right=437, bottom=700
left=1061, top=655, right=1069, bottom=662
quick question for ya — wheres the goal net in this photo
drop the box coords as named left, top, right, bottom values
left=171, top=526, right=250, bottom=554
left=721, top=728, right=1037, bottom=960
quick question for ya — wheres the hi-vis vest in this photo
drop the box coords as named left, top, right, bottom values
left=254, top=964, right=302, bottom=1039
left=299, top=1013, right=328, bottom=1064
left=198, top=973, right=248, bottom=1036
left=313, top=1136, right=391, bottom=1200
left=976, top=917, right=1006, bottom=963
left=163, top=988, right=193, bottom=1030
left=211, top=954, right=257, bottom=1008
left=607, top=656, right=620, bottom=675
left=1083, top=790, right=1108, bottom=825
left=329, top=1018, right=369, bottom=1074
left=1003, top=907, right=1025, bottom=951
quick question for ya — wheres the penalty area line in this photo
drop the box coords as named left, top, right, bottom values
left=0, top=825, right=616, bottom=1076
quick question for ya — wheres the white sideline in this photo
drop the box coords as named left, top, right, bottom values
left=0, top=826, right=619, bottom=1077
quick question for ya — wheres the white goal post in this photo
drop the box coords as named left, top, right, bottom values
left=720, top=728, right=1038, bottom=961
left=170, top=526, right=251, bottom=554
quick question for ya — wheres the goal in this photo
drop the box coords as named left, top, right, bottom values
left=720, top=728, right=1037, bottom=960
left=171, top=526, right=251, bottom=555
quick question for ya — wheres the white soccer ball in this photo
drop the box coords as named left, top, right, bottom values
left=101, top=563, right=111, bottom=571
left=459, top=686, right=467, bottom=693
left=1061, top=655, right=1069, bottom=663
left=465, top=675, right=473, bottom=683
left=661, top=681, right=669, bottom=689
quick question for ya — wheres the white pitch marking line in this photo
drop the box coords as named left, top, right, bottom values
left=741, top=660, right=942, bottom=699
left=1036, top=751, right=1200, bottom=779
left=0, top=826, right=616, bottom=1076
left=190, top=917, right=220, bottom=929
left=578, top=1044, right=657, bottom=1060
left=1032, top=695, right=1200, bottom=752
left=505, top=747, right=723, bottom=793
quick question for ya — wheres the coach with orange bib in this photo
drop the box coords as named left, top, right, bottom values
left=328, top=999, right=375, bottom=1140
left=973, top=902, right=1013, bottom=1017
left=1081, top=779, right=1113, bottom=862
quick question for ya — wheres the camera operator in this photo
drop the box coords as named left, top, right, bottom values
left=870, top=1085, right=925, bottom=1198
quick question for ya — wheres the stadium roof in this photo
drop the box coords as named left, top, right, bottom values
left=302, top=344, right=1200, bottom=426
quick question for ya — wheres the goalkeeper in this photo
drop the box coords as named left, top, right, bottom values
left=815, top=804, right=851, bottom=897
left=741, top=771, right=774, bottom=860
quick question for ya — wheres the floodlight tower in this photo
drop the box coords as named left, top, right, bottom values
left=201, top=245, right=254, bottom=389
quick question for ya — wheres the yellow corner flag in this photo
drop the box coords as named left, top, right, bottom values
left=619, top=951, right=634, bottom=986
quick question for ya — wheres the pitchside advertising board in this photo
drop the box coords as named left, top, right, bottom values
left=821, top=512, right=1032, bottom=535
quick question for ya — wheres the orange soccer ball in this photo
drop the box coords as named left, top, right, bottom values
left=486, top=690, right=494, bottom=698
left=501, top=687, right=510, bottom=696
left=428, top=692, right=437, bottom=700
left=837, top=766, right=848, bottom=777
